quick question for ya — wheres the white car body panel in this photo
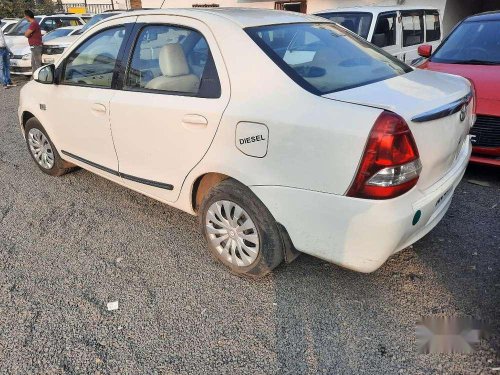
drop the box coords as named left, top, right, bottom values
left=324, top=69, right=474, bottom=190
left=109, top=14, right=232, bottom=202
left=18, top=9, right=472, bottom=273
left=251, top=137, right=470, bottom=272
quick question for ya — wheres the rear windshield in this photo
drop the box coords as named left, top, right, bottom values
left=246, top=23, right=411, bottom=94
left=74, top=13, right=117, bottom=35
left=431, top=20, right=500, bottom=65
left=43, top=28, right=73, bottom=42
left=316, top=12, right=372, bottom=39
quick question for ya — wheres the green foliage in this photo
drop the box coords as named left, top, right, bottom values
left=0, top=0, right=56, bottom=18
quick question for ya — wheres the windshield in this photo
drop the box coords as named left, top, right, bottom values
left=431, top=20, right=500, bottom=65
left=315, top=12, right=372, bottom=39
left=9, top=17, right=42, bottom=36
left=74, top=13, right=117, bottom=35
left=246, top=23, right=411, bottom=94
left=43, top=28, right=73, bottom=42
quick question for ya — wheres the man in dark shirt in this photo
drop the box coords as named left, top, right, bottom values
left=23, top=9, right=43, bottom=74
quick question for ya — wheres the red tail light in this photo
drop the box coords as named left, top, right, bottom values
left=347, top=111, right=422, bottom=199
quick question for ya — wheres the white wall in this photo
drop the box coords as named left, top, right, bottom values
left=111, top=0, right=448, bottom=14
left=67, top=0, right=500, bottom=36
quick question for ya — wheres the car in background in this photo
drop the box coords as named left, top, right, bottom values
left=21, top=9, right=473, bottom=277
left=43, top=25, right=82, bottom=42
left=5, top=14, right=84, bottom=49
left=41, top=11, right=122, bottom=65
left=80, top=13, right=95, bottom=23
left=41, top=26, right=82, bottom=64
left=7, top=14, right=85, bottom=75
left=417, top=11, right=500, bottom=167
left=1, top=18, right=19, bottom=34
left=10, top=27, right=81, bottom=74
left=315, top=6, right=442, bottom=64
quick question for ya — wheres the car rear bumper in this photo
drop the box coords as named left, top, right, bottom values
left=251, top=137, right=472, bottom=273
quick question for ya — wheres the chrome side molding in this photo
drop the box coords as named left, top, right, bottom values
left=411, top=92, right=473, bottom=123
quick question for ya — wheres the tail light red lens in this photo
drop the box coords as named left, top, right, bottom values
left=347, top=111, right=421, bottom=200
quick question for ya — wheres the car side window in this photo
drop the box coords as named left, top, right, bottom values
left=125, top=25, right=221, bottom=98
left=425, top=11, right=441, bottom=42
left=62, top=27, right=126, bottom=88
left=41, top=19, right=56, bottom=32
left=372, top=12, right=397, bottom=48
left=401, top=11, right=424, bottom=47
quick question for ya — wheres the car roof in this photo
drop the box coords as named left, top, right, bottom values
left=465, top=11, right=500, bottom=22
left=47, top=14, right=83, bottom=18
left=315, top=5, right=439, bottom=15
left=106, top=8, right=324, bottom=28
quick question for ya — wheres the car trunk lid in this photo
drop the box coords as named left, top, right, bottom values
left=323, top=69, right=473, bottom=190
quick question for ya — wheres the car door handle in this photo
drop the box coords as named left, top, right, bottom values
left=91, top=103, right=107, bottom=113
left=182, top=114, right=208, bottom=127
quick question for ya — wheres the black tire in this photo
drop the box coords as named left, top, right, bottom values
left=199, top=178, right=284, bottom=278
left=24, top=117, right=75, bottom=177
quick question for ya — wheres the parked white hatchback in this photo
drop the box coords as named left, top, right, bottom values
left=19, top=9, right=474, bottom=277
left=42, top=12, right=123, bottom=66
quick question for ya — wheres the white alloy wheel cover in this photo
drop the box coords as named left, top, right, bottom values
left=206, top=200, right=260, bottom=267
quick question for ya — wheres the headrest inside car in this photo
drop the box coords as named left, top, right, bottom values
left=159, top=44, right=190, bottom=77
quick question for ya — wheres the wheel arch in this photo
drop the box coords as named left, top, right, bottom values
left=192, top=172, right=301, bottom=264
left=21, top=111, right=36, bottom=129
left=191, top=172, right=230, bottom=213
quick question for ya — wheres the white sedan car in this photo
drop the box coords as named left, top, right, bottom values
left=19, top=9, right=474, bottom=277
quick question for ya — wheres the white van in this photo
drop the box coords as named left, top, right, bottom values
left=315, top=6, right=442, bottom=65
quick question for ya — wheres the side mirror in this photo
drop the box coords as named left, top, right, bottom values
left=418, top=44, right=433, bottom=58
left=34, top=64, right=55, bottom=84
left=41, top=30, right=47, bottom=36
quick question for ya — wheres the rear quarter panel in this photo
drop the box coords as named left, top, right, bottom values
left=182, top=22, right=382, bottom=198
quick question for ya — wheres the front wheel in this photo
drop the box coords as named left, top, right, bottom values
left=199, top=179, right=284, bottom=278
left=24, top=117, right=74, bottom=176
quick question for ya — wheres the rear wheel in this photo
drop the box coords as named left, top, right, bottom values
left=199, top=179, right=284, bottom=278
left=25, top=118, right=74, bottom=176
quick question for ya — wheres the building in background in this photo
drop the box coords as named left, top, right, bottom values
left=55, top=0, right=500, bottom=36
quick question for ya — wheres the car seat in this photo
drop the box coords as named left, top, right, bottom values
left=146, top=43, right=200, bottom=93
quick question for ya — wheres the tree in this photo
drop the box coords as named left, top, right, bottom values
left=0, top=0, right=55, bottom=18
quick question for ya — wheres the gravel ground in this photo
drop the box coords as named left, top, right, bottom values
left=0, top=81, right=499, bottom=374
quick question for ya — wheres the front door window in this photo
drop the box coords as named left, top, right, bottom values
left=62, top=27, right=126, bottom=88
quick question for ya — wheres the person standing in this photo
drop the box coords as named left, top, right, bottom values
left=23, top=9, right=43, bottom=74
left=0, top=18, right=16, bottom=89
